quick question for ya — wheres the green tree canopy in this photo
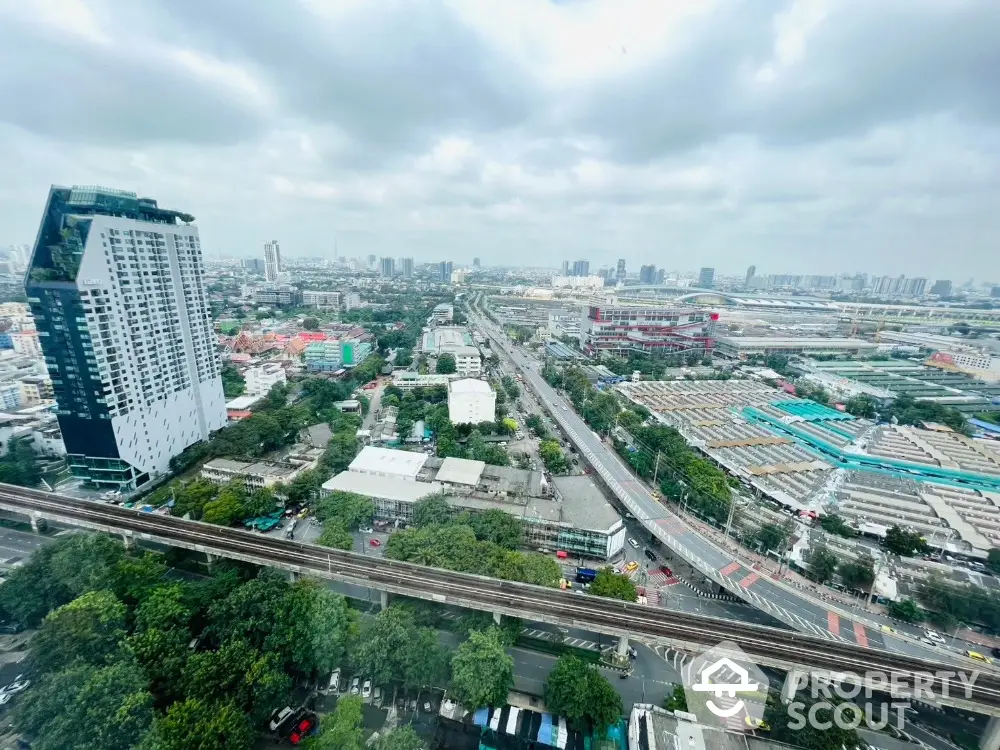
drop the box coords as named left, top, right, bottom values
left=450, top=628, right=514, bottom=709
left=883, top=526, right=929, bottom=557
left=886, top=598, right=924, bottom=623
left=306, top=694, right=364, bottom=750
left=807, top=546, right=839, bottom=584
left=374, top=725, right=427, bottom=750
left=141, top=698, right=253, bottom=750
left=354, top=606, right=447, bottom=689
left=589, top=568, right=638, bottom=602
left=436, top=354, right=457, bottom=374
left=839, top=556, right=876, bottom=590
left=413, top=494, right=452, bottom=527
left=314, top=491, right=375, bottom=530
left=543, top=655, right=623, bottom=732
left=32, top=590, right=128, bottom=674
left=317, top=523, right=354, bottom=550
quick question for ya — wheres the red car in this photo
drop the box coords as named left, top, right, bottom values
left=369, top=538, right=381, bottom=547
left=659, top=565, right=673, bottom=576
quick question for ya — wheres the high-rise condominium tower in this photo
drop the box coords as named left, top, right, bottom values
left=25, top=185, right=226, bottom=489
left=399, top=257, right=414, bottom=279
left=263, top=240, right=281, bottom=282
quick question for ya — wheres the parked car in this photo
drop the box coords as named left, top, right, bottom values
left=359, top=526, right=373, bottom=534
left=659, top=565, right=673, bottom=576
left=2, top=676, right=29, bottom=694
left=373, top=686, right=383, bottom=703
left=369, top=538, right=381, bottom=547
left=643, top=549, right=656, bottom=561
left=627, top=538, right=639, bottom=549
left=324, top=669, right=340, bottom=695
left=269, top=707, right=294, bottom=732
left=362, top=680, right=372, bottom=699
left=350, top=677, right=360, bottom=695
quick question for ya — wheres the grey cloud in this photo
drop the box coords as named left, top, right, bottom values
left=566, top=0, right=1000, bottom=161
left=0, top=16, right=268, bottom=146
left=145, top=0, right=540, bottom=163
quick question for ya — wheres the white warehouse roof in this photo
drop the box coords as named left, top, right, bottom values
left=448, top=378, right=494, bottom=394
left=322, top=472, right=442, bottom=503
left=348, top=446, right=428, bottom=479
left=436, top=457, right=486, bottom=485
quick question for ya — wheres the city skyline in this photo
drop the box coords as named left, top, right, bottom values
left=1, top=2, right=998, bottom=278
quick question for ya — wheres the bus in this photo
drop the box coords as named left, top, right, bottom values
left=575, top=567, right=597, bottom=584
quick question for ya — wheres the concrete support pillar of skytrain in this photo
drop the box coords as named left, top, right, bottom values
left=617, top=635, right=629, bottom=657
left=121, top=534, right=135, bottom=550
left=981, top=717, right=1000, bottom=750
left=493, top=611, right=502, bottom=625
left=29, top=513, right=39, bottom=533
left=380, top=590, right=389, bottom=610
left=288, top=571, right=299, bottom=583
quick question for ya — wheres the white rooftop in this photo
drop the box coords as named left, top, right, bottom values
left=348, top=445, right=428, bottom=479
left=225, top=395, right=261, bottom=410
left=322, top=472, right=443, bottom=503
left=436, top=457, right=486, bottom=485
left=448, top=378, right=493, bottom=394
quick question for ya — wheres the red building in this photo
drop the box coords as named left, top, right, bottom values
left=580, top=305, right=716, bottom=357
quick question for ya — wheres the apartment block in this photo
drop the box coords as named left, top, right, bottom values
left=25, top=185, right=226, bottom=489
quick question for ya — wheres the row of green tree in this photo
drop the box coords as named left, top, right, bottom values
left=0, top=436, right=45, bottom=488
left=383, top=496, right=560, bottom=586
left=805, top=547, right=876, bottom=591
left=0, top=535, right=357, bottom=749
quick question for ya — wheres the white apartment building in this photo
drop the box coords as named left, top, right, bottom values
left=302, top=290, right=341, bottom=310
left=551, top=275, right=605, bottom=290
left=263, top=240, right=281, bottom=282
left=447, top=378, right=496, bottom=425
left=26, top=185, right=227, bottom=489
left=244, top=362, right=287, bottom=397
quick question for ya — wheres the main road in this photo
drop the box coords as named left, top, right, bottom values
left=469, top=307, right=948, bottom=664
left=2, top=481, right=999, bottom=714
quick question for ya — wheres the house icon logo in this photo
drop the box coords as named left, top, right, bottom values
left=682, top=641, right=769, bottom=731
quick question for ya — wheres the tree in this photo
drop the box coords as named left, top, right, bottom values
left=273, top=581, right=358, bottom=677
left=839, top=556, right=876, bottom=591
left=169, top=477, right=219, bottom=520
left=450, top=628, right=514, bottom=708
left=183, top=638, right=291, bottom=724
left=988, top=548, right=1000, bottom=575
left=375, top=726, right=427, bottom=750
left=818, top=513, right=855, bottom=538
left=413, top=494, right=452, bottom=527
left=317, top=523, right=354, bottom=550
left=243, top=488, right=278, bottom=518
left=202, top=484, right=247, bottom=526
left=32, top=590, right=128, bottom=674
left=468, top=509, right=523, bottom=549
left=306, top=695, right=364, bottom=750
left=844, top=394, right=878, bottom=419
left=663, top=684, right=688, bottom=712
left=807, top=546, right=839, bottom=584
left=765, top=694, right=862, bottom=750
left=221, top=365, right=246, bottom=399
left=15, top=659, right=153, bottom=750
left=142, top=698, right=253, bottom=750
left=354, top=607, right=446, bottom=689
left=751, top=522, right=791, bottom=553
left=543, top=655, right=623, bottom=732
left=302, top=316, right=320, bottom=330
left=590, top=568, right=638, bottom=602
left=436, top=353, right=457, bottom=374
left=0, top=436, right=43, bottom=487
left=884, top=525, right=929, bottom=557
left=887, top=598, right=924, bottom=623
left=314, top=491, right=374, bottom=530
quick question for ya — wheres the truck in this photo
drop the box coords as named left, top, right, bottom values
left=575, top=567, right=598, bottom=584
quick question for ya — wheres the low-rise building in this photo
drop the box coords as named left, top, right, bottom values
left=392, top=372, right=456, bottom=391
left=201, top=458, right=308, bottom=491
left=714, top=335, right=879, bottom=359
left=421, top=327, right=482, bottom=376
left=349, top=445, right=428, bottom=481
left=253, top=285, right=303, bottom=307
left=244, top=363, right=286, bottom=397
left=580, top=305, right=715, bottom=357
left=448, top=378, right=496, bottom=425
left=430, top=303, right=454, bottom=324
left=301, top=290, right=342, bottom=310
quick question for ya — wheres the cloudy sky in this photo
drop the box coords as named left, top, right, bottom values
left=1, top=0, right=998, bottom=278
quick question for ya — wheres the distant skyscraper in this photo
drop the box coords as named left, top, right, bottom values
left=242, top=258, right=266, bottom=274
left=439, top=261, right=453, bottom=281
left=399, top=257, right=414, bottom=279
left=264, top=240, right=281, bottom=282
left=367, top=254, right=377, bottom=269
left=473, top=257, right=481, bottom=268
left=639, top=265, right=657, bottom=284
left=655, top=269, right=666, bottom=285
left=930, top=280, right=953, bottom=296
left=561, top=260, right=570, bottom=275
left=26, top=185, right=226, bottom=489
left=746, top=265, right=756, bottom=284
left=616, top=258, right=626, bottom=282
left=572, top=260, right=590, bottom=277
left=991, top=286, right=1000, bottom=299
left=698, top=267, right=715, bottom=288
left=379, top=257, right=395, bottom=277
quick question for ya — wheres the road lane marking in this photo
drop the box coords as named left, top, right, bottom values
left=853, top=622, right=869, bottom=648
left=827, top=611, right=840, bottom=636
